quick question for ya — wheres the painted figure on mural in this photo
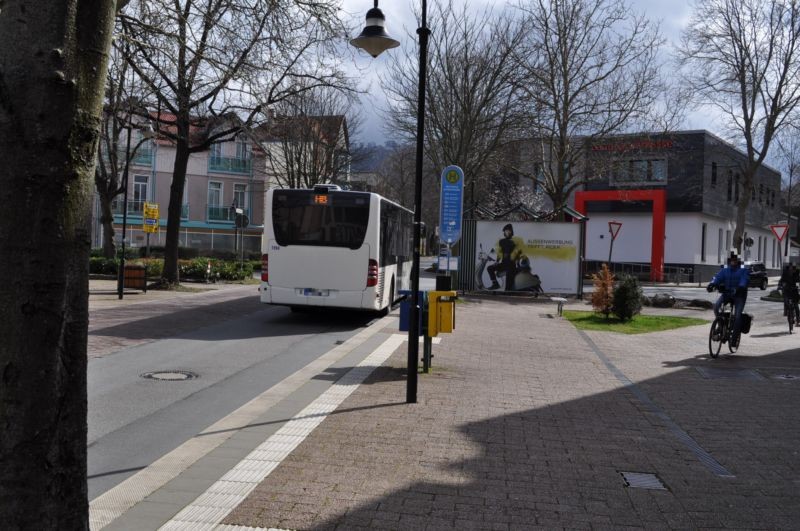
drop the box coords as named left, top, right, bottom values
left=487, top=224, right=526, bottom=291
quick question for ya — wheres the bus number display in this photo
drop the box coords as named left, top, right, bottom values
left=313, top=194, right=329, bottom=205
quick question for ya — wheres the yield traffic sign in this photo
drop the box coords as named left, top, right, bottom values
left=770, top=223, right=789, bottom=241
left=608, top=221, right=622, bottom=240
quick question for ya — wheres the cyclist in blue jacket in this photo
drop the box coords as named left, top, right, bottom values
left=707, top=252, right=750, bottom=346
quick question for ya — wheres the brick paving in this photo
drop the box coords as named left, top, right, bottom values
left=91, top=283, right=800, bottom=529
left=88, top=279, right=260, bottom=359
left=216, top=296, right=800, bottom=530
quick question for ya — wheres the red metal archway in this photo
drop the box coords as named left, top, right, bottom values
left=574, top=189, right=666, bottom=281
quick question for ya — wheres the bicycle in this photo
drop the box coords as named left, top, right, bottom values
left=708, top=298, right=739, bottom=358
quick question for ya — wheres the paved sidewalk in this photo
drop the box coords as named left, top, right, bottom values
left=96, top=293, right=800, bottom=530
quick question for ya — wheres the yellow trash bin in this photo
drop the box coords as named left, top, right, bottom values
left=428, top=290, right=457, bottom=336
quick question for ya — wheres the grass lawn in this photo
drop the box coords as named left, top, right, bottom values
left=562, top=310, right=707, bottom=334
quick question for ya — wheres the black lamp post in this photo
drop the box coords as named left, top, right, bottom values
left=351, top=0, right=429, bottom=403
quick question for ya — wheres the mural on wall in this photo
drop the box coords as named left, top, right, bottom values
left=475, top=221, right=580, bottom=294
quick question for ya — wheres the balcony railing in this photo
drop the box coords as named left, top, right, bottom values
left=208, top=156, right=252, bottom=174
left=111, top=200, right=187, bottom=221
left=130, top=146, right=154, bottom=166
left=207, top=205, right=249, bottom=223
left=111, top=199, right=146, bottom=216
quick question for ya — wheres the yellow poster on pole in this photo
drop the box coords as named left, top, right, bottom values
left=143, top=203, right=159, bottom=233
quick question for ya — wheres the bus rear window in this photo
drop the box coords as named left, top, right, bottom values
left=272, top=191, right=370, bottom=248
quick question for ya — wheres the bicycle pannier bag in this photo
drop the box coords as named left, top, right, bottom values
left=741, top=313, right=753, bottom=334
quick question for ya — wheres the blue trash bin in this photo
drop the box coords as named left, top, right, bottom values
left=399, top=290, right=426, bottom=335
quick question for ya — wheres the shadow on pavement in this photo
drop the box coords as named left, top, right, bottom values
left=89, top=297, right=377, bottom=343
left=224, top=347, right=800, bottom=530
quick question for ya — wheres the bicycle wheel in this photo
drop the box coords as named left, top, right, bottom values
left=728, top=313, right=739, bottom=353
left=709, top=318, right=723, bottom=358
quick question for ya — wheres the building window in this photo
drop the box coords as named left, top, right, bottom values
left=132, top=174, right=148, bottom=214
left=701, top=223, right=707, bottom=263
left=718, top=228, right=723, bottom=264
left=759, top=183, right=764, bottom=204
left=735, top=175, right=739, bottom=202
left=773, top=238, right=776, bottom=268
left=235, top=139, right=251, bottom=160
left=752, top=184, right=756, bottom=201
left=711, top=162, right=717, bottom=188
left=181, top=178, right=189, bottom=219
left=726, top=230, right=731, bottom=253
left=609, top=158, right=667, bottom=186
left=208, top=181, right=222, bottom=206
left=233, top=183, right=247, bottom=210
left=210, top=142, right=222, bottom=159
left=727, top=176, right=732, bottom=201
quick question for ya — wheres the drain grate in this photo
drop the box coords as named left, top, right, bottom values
left=140, top=370, right=198, bottom=381
left=620, top=471, right=667, bottom=490
left=773, top=374, right=800, bottom=380
left=538, top=313, right=555, bottom=319
left=695, top=367, right=764, bottom=381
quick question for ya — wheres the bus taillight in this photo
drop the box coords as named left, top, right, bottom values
left=261, top=254, right=269, bottom=282
left=366, top=259, right=379, bottom=287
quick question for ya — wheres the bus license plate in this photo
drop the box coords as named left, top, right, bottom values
left=303, top=288, right=329, bottom=297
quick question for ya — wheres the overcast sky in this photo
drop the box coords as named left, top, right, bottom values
left=340, top=0, right=702, bottom=145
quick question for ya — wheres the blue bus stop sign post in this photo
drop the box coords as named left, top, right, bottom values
left=439, top=165, right=464, bottom=279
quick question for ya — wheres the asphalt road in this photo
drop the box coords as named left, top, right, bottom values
left=88, top=273, right=439, bottom=501
left=86, top=303, right=382, bottom=500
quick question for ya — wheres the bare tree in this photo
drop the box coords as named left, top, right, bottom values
left=679, top=0, right=800, bottom=251
left=260, top=87, right=358, bottom=189
left=95, top=36, right=154, bottom=258
left=0, top=1, right=122, bottom=528
left=372, top=143, right=417, bottom=207
left=775, top=130, right=800, bottom=251
left=514, top=0, right=665, bottom=213
left=382, top=0, right=526, bottom=205
left=117, top=0, right=353, bottom=284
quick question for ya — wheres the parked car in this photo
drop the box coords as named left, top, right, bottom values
left=744, top=261, right=768, bottom=290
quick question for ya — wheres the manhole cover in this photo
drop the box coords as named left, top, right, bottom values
left=695, top=367, right=764, bottom=381
left=140, top=370, right=198, bottom=381
left=773, top=374, right=800, bottom=380
left=620, top=471, right=667, bottom=490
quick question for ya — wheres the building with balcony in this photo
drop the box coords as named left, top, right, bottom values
left=91, top=112, right=351, bottom=256
left=93, top=116, right=266, bottom=255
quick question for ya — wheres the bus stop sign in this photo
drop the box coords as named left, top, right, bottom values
left=439, top=165, right=464, bottom=244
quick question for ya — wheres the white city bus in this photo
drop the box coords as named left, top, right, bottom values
left=260, top=185, right=414, bottom=312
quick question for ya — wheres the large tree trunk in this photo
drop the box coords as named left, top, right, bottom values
left=100, top=195, right=117, bottom=259
left=0, top=1, right=116, bottom=528
left=161, top=138, right=191, bottom=284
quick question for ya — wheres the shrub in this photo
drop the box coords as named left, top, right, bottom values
left=215, top=260, right=254, bottom=281
left=178, top=258, right=212, bottom=280
left=140, top=246, right=200, bottom=259
left=89, top=257, right=118, bottom=275
left=140, top=258, right=164, bottom=278
left=612, top=274, right=643, bottom=321
left=591, top=264, right=614, bottom=318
